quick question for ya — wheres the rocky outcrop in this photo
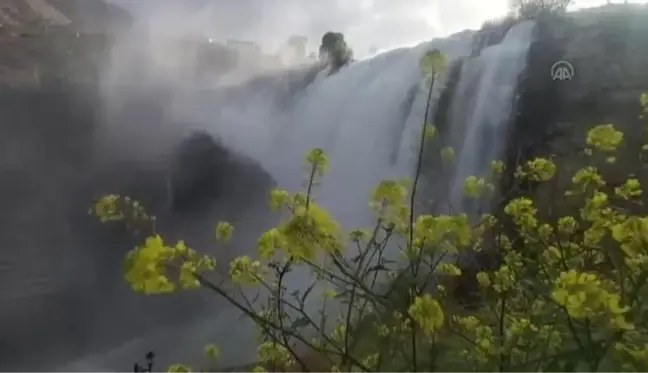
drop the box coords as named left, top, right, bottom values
left=0, top=0, right=131, bottom=88
left=471, top=15, right=518, bottom=55
left=509, top=4, right=648, bottom=212
left=0, top=71, right=276, bottom=373
left=0, top=19, right=282, bottom=368
left=0, top=0, right=131, bottom=35
left=419, top=4, right=648, bottom=304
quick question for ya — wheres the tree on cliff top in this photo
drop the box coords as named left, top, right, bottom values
left=318, top=32, right=353, bottom=73
left=509, top=0, right=572, bottom=19
left=91, top=59, right=648, bottom=371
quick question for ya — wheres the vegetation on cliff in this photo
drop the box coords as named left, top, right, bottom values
left=318, top=32, right=354, bottom=73
left=509, top=0, right=572, bottom=19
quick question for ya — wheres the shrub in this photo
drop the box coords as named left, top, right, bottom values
left=91, top=54, right=648, bottom=371
left=318, top=32, right=353, bottom=72
left=509, top=0, right=572, bottom=20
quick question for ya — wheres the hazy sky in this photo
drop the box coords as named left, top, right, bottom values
left=107, top=0, right=646, bottom=54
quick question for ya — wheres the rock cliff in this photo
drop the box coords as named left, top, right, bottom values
left=0, top=84, right=277, bottom=370
left=0, top=0, right=131, bottom=87
left=0, top=2, right=279, bottom=370
left=430, top=3, right=648, bottom=212
left=510, top=3, right=648, bottom=213
left=423, top=3, right=648, bottom=301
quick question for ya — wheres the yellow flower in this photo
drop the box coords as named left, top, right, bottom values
left=551, top=270, right=633, bottom=329
left=349, top=228, right=370, bottom=242
left=413, top=214, right=472, bottom=251
left=330, top=321, right=347, bottom=342
left=493, top=265, right=516, bottom=293
left=371, top=179, right=409, bottom=207
left=440, top=146, right=454, bottom=163
left=204, top=344, right=219, bottom=358
left=229, top=256, right=263, bottom=285
left=586, top=124, right=623, bottom=152
left=251, top=366, right=267, bottom=373
left=279, top=203, right=343, bottom=260
left=476, top=272, right=491, bottom=288
left=490, top=160, right=505, bottom=174
left=424, top=125, right=437, bottom=139
left=454, top=315, right=480, bottom=332
left=362, top=353, right=380, bottom=370
left=436, top=262, right=462, bottom=276
left=167, top=364, right=191, bottom=372
left=324, top=288, right=337, bottom=298
left=615, top=178, right=642, bottom=200
left=571, top=166, right=606, bottom=193
left=124, top=235, right=213, bottom=294
left=463, top=176, right=494, bottom=198
left=305, top=147, right=329, bottom=173
left=215, top=221, right=234, bottom=242
left=268, top=188, right=291, bottom=210
left=408, top=294, right=444, bottom=336
left=504, top=197, right=537, bottom=228
left=257, top=341, right=294, bottom=366
left=525, top=157, right=556, bottom=181
left=257, top=228, right=283, bottom=258
left=557, top=216, right=578, bottom=235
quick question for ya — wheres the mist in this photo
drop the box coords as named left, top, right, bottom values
left=0, top=0, right=477, bottom=370
left=0, top=2, right=279, bottom=370
left=108, top=0, right=508, bottom=55
left=46, top=0, right=648, bottom=371
left=67, top=4, right=431, bottom=369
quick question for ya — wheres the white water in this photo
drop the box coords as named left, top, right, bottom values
left=446, top=21, right=536, bottom=215
left=144, top=36, right=474, bottom=229
left=63, top=32, right=478, bottom=371
left=216, top=50, right=435, bottom=227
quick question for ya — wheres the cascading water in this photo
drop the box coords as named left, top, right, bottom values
left=175, top=37, right=473, bottom=232
left=61, top=30, right=474, bottom=371
left=180, top=37, right=475, bottom=347
left=445, top=21, right=536, bottom=215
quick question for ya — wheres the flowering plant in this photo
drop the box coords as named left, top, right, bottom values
left=91, top=53, right=648, bottom=372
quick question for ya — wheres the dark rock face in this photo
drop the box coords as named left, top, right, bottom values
left=419, top=5, right=648, bottom=305
left=0, top=82, right=276, bottom=370
left=509, top=4, right=648, bottom=211
left=170, top=130, right=275, bottom=213
left=0, top=0, right=132, bottom=36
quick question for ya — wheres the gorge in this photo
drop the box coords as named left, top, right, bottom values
left=1, top=1, right=647, bottom=370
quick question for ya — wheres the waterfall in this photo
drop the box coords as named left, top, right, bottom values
left=168, top=37, right=473, bottom=230
left=59, top=31, right=473, bottom=371
left=56, top=20, right=540, bottom=369
left=445, top=21, right=536, bottom=215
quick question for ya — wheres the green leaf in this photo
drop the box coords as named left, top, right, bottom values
left=420, top=49, right=446, bottom=75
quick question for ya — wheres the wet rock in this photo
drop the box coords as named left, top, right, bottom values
left=0, top=83, right=276, bottom=370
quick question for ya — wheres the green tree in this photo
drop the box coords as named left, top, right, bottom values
left=318, top=32, right=353, bottom=72
left=91, top=54, right=648, bottom=372
left=509, top=0, right=572, bottom=19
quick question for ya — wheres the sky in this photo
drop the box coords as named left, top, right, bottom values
left=107, top=0, right=647, bottom=55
